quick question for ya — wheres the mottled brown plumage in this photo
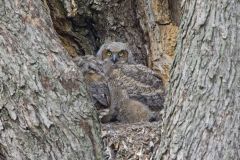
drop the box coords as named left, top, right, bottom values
left=107, top=63, right=165, bottom=111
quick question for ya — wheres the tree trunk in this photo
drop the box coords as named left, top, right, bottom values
left=0, top=0, right=103, bottom=159
left=136, top=0, right=179, bottom=85
left=155, top=0, right=240, bottom=159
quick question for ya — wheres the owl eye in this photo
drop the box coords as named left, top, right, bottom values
left=118, top=51, right=125, bottom=57
left=106, top=51, right=112, bottom=56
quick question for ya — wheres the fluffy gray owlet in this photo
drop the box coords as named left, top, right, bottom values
left=77, top=42, right=165, bottom=114
left=96, top=42, right=164, bottom=110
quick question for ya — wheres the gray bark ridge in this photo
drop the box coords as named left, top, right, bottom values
left=0, top=1, right=103, bottom=159
left=155, top=0, right=240, bottom=160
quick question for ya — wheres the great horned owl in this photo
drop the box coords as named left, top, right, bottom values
left=76, top=42, right=165, bottom=123
left=74, top=55, right=110, bottom=108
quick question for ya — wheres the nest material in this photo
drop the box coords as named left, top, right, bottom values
left=101, top=121, right=161, bottom=160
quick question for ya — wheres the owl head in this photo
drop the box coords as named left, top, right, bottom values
left=97, top=42, right=134, bottom=64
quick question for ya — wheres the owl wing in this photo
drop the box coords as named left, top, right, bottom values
left=110, top=64, right=165, bottom=111
left=88, top=81, right=110, bottom=108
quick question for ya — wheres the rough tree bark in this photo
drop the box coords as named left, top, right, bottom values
left=155, top=0, right=240, bottom=159
left=0, top=0, right=103, bottom=159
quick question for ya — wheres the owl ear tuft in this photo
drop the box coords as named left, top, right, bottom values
left=96, top=44, right=107, bottom=61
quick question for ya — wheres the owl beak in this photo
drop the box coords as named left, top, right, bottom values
left=111, top=54, right=118, bottom=64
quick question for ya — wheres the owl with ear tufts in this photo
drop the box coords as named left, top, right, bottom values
left=76, top=42, right=165, bottom=123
